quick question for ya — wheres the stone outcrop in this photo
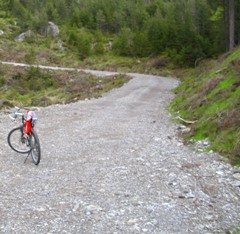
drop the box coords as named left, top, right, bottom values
left=15, top=30, right=32, bottom=42
left=45, top=21, right=60, bottom=37
left=15, top=21, right=59, bottom=41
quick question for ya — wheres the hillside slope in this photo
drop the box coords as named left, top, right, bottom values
left=170, top=48, right=240, bottom=164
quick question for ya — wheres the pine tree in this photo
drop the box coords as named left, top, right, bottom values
left=229, top=0, right=235, bottom=51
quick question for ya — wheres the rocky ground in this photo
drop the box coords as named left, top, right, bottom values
left=0, top=71, right=239, bottom=233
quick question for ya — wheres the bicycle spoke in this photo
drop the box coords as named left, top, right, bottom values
left=8, top=127, right=31, bottom=154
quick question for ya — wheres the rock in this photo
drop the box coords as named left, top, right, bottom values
left=46, top=21, right=60, bottom=37
left=233, top=172, right=240, bottom=180
left=203, top=140, right=210, bottom=146
left=38, top=21, right=60, bottom=37
left=57, top=40, right=64, bottom=51
left=181, top=127, right=191, bottom=133
left=177, top=142, right=184, bottom=146
left=96, top=84, right=104, bottom=90
left=231, top=180, right=240, bottom=187
left=127, top=218, right=138, bottom=225
left=15, top=30, right=32, bottom=42
left=177, top=125, right=187, bottom=130
left=85, top=204, right=103, bottom=214
left=35, top=207, right=46, bottom=212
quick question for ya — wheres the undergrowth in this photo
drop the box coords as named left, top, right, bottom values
left=0, top=65, right=131, bottom=108
left=170, top=48, right=240, bottom=165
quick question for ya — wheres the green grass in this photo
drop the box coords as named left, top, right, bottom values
left=170, top=47, right=240, bottom=165
left=207, top=77, right=237, bottom=99
left=226, top=227, right=240, bottom=234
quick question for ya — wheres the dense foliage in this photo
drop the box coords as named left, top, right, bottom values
left=0, top=0, right=239, bottom=66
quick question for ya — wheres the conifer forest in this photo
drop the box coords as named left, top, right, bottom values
left=0, top=0, right=239, bottom=66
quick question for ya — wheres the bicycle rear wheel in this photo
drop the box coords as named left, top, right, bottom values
left=8, top=127, right=31, bottom=154
left=29, top=129, right=41, bottom=165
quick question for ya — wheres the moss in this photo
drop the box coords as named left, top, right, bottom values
left=207, top=77, right=238, bottom=99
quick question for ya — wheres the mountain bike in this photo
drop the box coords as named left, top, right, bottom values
left=7, top=107, right=41, bottom=165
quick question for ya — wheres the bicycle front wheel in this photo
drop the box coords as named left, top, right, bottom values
left=8, top=127, right=31, bottom=154
left=29, top=129, right=41, bottom=165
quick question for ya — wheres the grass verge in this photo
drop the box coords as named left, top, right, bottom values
left=170, top=48, right=240, bottom=165
left=0, top=65, right=131, bottom=109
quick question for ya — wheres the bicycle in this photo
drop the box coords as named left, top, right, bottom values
left=7, top=107, right=41, bottom=165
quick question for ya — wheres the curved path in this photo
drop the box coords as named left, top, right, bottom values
left=0, top=63, right=239, bottom=233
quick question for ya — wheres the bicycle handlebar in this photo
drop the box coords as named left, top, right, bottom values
left=9, top=106, right=38, bottom=125
left=9, top=106, right=24, bottom=121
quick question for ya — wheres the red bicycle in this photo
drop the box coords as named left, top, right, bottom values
left=7, top=107, right=41, bottom=165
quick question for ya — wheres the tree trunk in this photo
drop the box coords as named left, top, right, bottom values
left=229, top=0, right=235, bottom=51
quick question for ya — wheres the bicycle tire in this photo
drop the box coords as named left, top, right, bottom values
left=29, top=129, right=41, bottom=165
left=7, top=127, right=31, bottom=154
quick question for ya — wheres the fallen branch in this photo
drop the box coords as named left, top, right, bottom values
left=175, top=116, right=197, bottom=124
left=215, top=67, right=227, bottom=73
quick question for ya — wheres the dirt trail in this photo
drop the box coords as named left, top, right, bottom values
left=0, top=65, right=239, bottom=233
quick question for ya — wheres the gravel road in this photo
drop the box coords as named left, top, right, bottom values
left=0, top=71, right=239, bottom=233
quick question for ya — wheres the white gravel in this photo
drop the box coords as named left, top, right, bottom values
left=0, top=72, right=239, bottom=234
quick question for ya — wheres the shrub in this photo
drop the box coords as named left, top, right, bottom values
left=0, top=77, right=5, bottom=86
left=66, top=28, right=93, bottom=60
left=25, top=48, right=36, bottom=64
left=112, top=27, right=134, bottom=56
